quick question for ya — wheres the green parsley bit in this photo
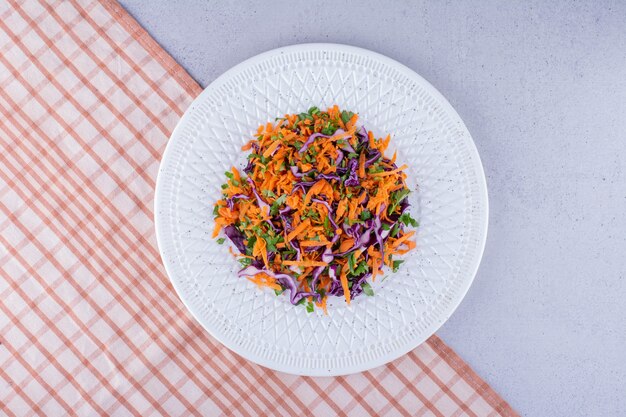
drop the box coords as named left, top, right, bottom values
left=392, top=260, right=404, bottom=273
left=362, top=281, right=374, bottom=296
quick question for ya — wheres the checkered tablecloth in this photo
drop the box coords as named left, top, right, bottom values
left=0, top=1, right=517, bottom=415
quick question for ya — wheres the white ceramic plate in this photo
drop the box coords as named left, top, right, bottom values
left=155, top=44, right=488, bottom=376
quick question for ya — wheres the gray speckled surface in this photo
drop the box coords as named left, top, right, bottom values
left=119, top=1, right=626, bottom=415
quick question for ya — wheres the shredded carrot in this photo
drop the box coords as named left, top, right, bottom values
left=358, top=152, right=366, bottom=178
left=404, top=240, right=417, bottom=250
left=218, top=207, right=238, bottom=221
left=371, top=259, right=379, bottom=282
left=286, top=193, right=302, bottom=210
left=299, top=240, right=329, bottom=247
left=336, top=199, right=348, bottom=220
left=315, top=296, right=328, bottom=315
left=253, top=237, right=269, bottom=268
left=286, top=219, right=311, bottom=241
left=368, top=131, right=376, bottom=148
left=212, top=222, right=221, bottom=238
left=338, top=238, right=355, bottom=252
left=262, top=139, right=281, bottom=158
left=326, top=131, right=351, bottom=143
left=303, top=179, right=328, bottom=206
left=392, top=231, right=415, bottom=248
left=347, top=198, right=359, bottom=220
left=247, top=276, right=282, bottom=291
left=380, top=134, right=391, bottom=152
left=298, top=268, right=312, bottom=282
left=340, top=267, right=351, bottom=305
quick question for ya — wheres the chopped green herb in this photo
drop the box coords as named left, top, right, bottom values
left=381, top=223, right=391, bottom=231
left=352, top=261, right=368, bottom=276
left=348, top=252, right=356, bottom=274
left=298, top=112, right=313, bottom=122
left=270, top=194, right=287, bottom=216
left=306, top=301, right=315, bottom=313
left=263, top=234, right=283, bottom=252
left=246, top=235, right=257, bottom=251
left=341, top=110, right=355, bottom=125
left=390, top=223, right=400, bottom=238
left=398, top=212, right=419, bottom=227
left=302, top=210, right=320, bottom=221
left=308, top=106, right=320, bottom=115
left=216, top=237, right=226, bottom=245
left=392, top=260, right=404, bottom=272
left=224, top=171, right=234, bottom=179
left=212, top=205, right=220, bottom=216
left=388, top=189, right=410, bottom=214
left=362, top=281, right=374, bottom=296
left=360, top=209, right=372, bottom=220
left=274, top=288, right=285, bottom=296
left=321, top=122, right=336, bottom=135
left=238, top=258, right=252, bottom=267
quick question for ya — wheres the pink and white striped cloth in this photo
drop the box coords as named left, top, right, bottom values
left=0, top=1, right=517, bottom=415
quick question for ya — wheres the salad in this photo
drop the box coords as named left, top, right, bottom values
left=213, top=106, right=417, bottom=313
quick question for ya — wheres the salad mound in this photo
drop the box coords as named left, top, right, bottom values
left=213, top=106, right=417, bottom=313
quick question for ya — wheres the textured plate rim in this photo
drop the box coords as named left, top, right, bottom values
left=155, top=43, right=489, bottom=376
